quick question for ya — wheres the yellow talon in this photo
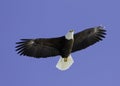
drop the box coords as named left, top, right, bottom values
left=64, top=58, right=67, bottom=62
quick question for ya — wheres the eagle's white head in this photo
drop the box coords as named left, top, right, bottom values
left=65, top=30, right=74, bottom=40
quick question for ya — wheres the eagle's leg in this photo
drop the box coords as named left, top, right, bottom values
left=64, top=58, right=67, bottom=62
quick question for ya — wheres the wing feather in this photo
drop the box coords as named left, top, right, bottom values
left=72, top=26, right=106, bottom=52
left=15, top=37, right=65, bottom=58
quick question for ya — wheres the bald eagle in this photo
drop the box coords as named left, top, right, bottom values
left=15, top=26, right=106, bottom=71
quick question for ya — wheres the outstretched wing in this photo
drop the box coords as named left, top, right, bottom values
left=15, top=37, right=65, bottom=58
left=72, top=26, right=106, bottom=52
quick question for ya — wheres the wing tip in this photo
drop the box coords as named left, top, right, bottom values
left=15, top=39, right=30, bottom=56
left=94, top=25, right=107, bottom=36
left=97, top=25, right=106, bottom=31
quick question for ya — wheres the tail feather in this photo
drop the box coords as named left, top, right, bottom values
left=56, top=55, right=74, bottom=71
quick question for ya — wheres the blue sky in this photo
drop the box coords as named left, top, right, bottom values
left=0, top=0, right=119, bottom=86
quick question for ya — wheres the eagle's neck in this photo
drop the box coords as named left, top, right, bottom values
left=65, top=30, right=74, bottom=40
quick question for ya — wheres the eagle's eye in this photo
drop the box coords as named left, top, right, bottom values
left=69, top=30, right=74, bottom=32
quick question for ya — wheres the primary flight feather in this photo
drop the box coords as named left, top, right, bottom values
left=15, top=26, right=106, bottom=71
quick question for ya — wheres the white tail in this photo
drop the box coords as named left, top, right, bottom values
left=56, top=55, right=74, bottom=71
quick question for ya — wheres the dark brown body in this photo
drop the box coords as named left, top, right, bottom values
left=60, top=39, right=74, bottom=58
